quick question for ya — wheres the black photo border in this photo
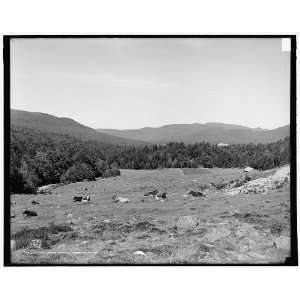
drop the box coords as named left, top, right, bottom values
left=3, top=34, right=298, bottom=266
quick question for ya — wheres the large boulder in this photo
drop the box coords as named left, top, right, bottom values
left=29, top=239, right=42, bottom=249
left=271, top=166, right=290, bottom=188
left=176, top=215, right=199, bottom=230
left=273, top=236, right=290, bottom=250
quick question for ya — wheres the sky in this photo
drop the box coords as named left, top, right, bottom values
left=10, top=38, right=290, bottom=130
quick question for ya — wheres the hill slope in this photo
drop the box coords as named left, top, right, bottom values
left=11, top=110, right=148, bottom=146
left=97, top=122, right=290, bottom=144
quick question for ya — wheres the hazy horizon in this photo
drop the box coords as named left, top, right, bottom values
left=11, top=38, right=290, bottom=130
left=11, top=108, right=290, bottom=131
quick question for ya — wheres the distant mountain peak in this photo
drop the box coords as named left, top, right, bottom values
left=11, top=109, right=148, bottom=146
left=97, top=122, right=289, bottom=144
left=11, top=110, right=289, bottom=145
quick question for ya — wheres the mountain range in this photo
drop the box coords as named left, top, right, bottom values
left=97, top=122, right=290, bottom=144
left=11, top=109, right=289, bottom=145
left=11, top=110, right=147, bottom=146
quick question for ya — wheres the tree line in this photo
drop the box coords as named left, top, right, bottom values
left=10, top=125, right=290, bottom=194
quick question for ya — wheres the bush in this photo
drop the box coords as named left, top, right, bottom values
left=60, top=163, right=96, bottom=183
left=10, top=169, right=26, bottom=194
left=102, top=168, right=121, bottom=178
left=22, top=173, right=41, bottom=194
left=94, top=158, right=108, bottom=177
left=11, top=223, right=73, bottom=250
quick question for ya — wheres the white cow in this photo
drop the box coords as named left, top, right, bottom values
left=112, top=195, right=129, bottom=203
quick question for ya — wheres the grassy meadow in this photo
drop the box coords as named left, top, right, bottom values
left=10, top=167, right=290, bottom=264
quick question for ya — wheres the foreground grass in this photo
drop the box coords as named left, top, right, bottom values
left=10, top=168, right=290, bottom=264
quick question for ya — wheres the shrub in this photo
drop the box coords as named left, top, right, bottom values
left=22, top=173, right=41, bottom=194
left=60, top=163, right=96, bottom=183
left=10, top=169, right=25, bottom=194
left=270, top=223, right=283, bottom=235
left=94, top=158, right=108, bottom=177
left=11, top=223, right=73, bottom=250
left=102, top=168, right=121, bottom=178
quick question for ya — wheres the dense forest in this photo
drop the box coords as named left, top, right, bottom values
left=10, top=125, right=290, bottom=194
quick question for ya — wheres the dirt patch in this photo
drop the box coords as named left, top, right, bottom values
left=230, top=212, right=268, bottom=224
left=139, top=244, right=176, bottom=257
left=11, top=223, right=73, bottom=250
left=91, top=220, right=166, bottom=238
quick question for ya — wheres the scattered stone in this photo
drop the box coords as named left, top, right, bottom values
left=226, top=189, right=240, bottom=196
left=67, top=219, right=78, bottom=225
left=30, top=239, right=42, bottom=249
left=224, top=166, right=290, bottom=196
left=244, top=166, right=254, bottom=172
left=271, top=166, right=290, bottom=188
left=176, top=215, right=199, bottom=230
left=23, top=210, right=38, bottom=217
left=11, top=240, right=16, bottom=251
left=273, top=236, right=290, bottom=250
left=134, top=250, right=146, bottom=256
left=37, top=183, right=63, bottom=194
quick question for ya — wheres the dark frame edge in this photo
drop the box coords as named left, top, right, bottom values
left=286, top=35, right=298, bottom=266
left=3, top=34, right=298, bottom=266
left=3, top=36, right=11, bottom=266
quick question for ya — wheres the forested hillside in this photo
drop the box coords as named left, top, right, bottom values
left=10, top=125, right=290, bottom=194
left=98, top=123, right=290, bottom=144
left=11, top=109, right=147, bottom=146
left=112, top=138, right=290, bottom=170
left=10, top=126, right=123, bottom=193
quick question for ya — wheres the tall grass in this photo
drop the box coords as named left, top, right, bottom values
left=11, top=223, right=73, bottom=250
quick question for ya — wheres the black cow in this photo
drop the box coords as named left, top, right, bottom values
left=32, top=200, right=40, bottom=205
left=188, top=190, right=205, bottom=197
left=155, top=192, right=167, bottom=199
left=144, top=189, right=159, bottom=196
left=73, top=196, right=83, bottom=202
left=23, top=210, right=38, bottom=217
left=160, top=192, right=167, bottom=199
left=73, top=195, right=90, bottom=202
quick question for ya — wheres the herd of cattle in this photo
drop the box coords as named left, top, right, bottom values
left=10, top=188, right=206, bottom=219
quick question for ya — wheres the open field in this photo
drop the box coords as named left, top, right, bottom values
left=10, top=167, right=290, bottom=264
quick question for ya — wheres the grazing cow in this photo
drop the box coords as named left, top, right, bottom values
left=73, top=196, right=83, bottom=202
left=82, top=195, right=90, bottom=202
left=23, top=210, right=38, bottom=217
left=73, top=195, right=90, bottom=203
left=10, top=212, right=15, bottom=218
left=11, top=201, right=16, bottom=205
left=32, top=200, right=40, bottom=205
left=112, top=195, right=129, bottom=203
left=144, top=189, right=159, bottom=196
left=188, top=190, right=205, bottom=197
left=155, top=192, right=167, bottom=200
